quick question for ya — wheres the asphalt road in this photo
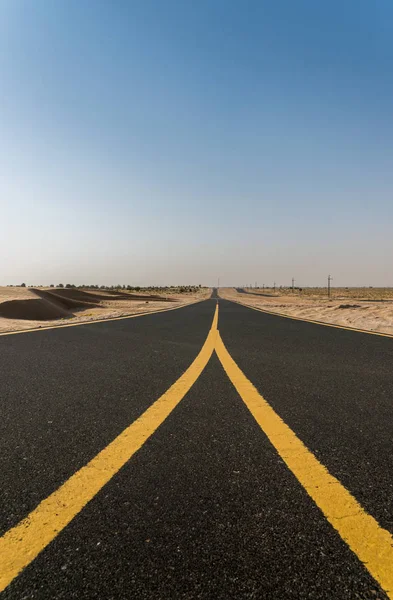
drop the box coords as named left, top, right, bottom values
left=1, top=295, right=393, bottom=599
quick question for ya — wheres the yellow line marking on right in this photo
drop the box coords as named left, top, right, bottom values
left=0, top=303, right=218, bottom=593
left=215, top=331, right=393, bottom=597
left=226, top=297, right=393, bottom=339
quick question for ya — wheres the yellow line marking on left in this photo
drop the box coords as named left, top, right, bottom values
left=0, top=298, right=206, bottom=337
left=0, top=303, right=218, bottom=593
left=215, top=331, right=393, bottom=598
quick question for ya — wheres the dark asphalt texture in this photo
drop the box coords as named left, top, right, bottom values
left=0, top=301, right=213, bottom=534
left=218, top=300, right=393, bottom=535
left=1, top=296, right=392, bottom=599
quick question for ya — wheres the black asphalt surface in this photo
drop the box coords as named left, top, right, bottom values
left=218, top=300, right=393, bottom=535
left=1, top=295, right=393, bottom=599
left=0, top=301, right=213, bottom=535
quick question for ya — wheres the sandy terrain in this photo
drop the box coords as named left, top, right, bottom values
left=219, top=288, right=393, bottom=335
left=0, top=287, right=211, bottom=334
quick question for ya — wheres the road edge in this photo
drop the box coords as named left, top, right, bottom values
left=220, top=296, right=393, bottom=340
left=0, top=297, right=210, bottom=338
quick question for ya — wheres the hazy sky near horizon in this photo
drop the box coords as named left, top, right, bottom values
left=1, top=0, right=393, bottom=287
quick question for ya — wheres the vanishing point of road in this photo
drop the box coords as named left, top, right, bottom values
left=1, top=290, right=393, bottom=599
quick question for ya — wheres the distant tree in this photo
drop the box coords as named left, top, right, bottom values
left=65, top=284, right=72, bottom=288
left=21, top=282, right=26, bottom=287
left=58, top=283, right=64, bottom=288
left=50, top=284, right=54, bottom=288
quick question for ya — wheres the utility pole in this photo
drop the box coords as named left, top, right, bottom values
left=292, top=277, right=295, bottom=292
left=328, top=274, right=332, bottom=298
left=273, top=281, right=276, bottom=293
left=218, top=277, right=220, bottom=290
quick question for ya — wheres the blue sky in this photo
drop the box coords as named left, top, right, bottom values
left=1, top=0, right=392, bottom=286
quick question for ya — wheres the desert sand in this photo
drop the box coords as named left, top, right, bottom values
left=0, top=287, right=211, bottom=334
left=219, top=288, right=393, bottom=336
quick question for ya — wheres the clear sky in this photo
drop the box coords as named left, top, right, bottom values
left=1, top=0, right=392, bottom=287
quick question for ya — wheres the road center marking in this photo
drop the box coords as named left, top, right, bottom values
left=215, top=331, right=393, bottom=598
left=0, top=304, right=218, bottom=592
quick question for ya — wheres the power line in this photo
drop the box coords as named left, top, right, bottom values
left=328, top=274, right=333, bottom=298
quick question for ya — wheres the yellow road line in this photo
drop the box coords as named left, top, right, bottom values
left=0, top=298, right=207, bottom=338
left=0, top=304, right=218, bottom=592
left=226, top=297, right=393, bottom=339
left=215, top=331, right=393, bottom=597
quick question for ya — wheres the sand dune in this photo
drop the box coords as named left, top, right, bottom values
left=0, top=288, right=174, bottom=324
left=46, top=288, right=174, bottom=303
left=32, top=289, right=99, bottom=310
left=0, top=288, right=168, bottom=321
left=0, top=298, right=70, bottom=321
left=46, top=289, right=128, bottom=303
left=0, top=288, right=98, bottom=321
